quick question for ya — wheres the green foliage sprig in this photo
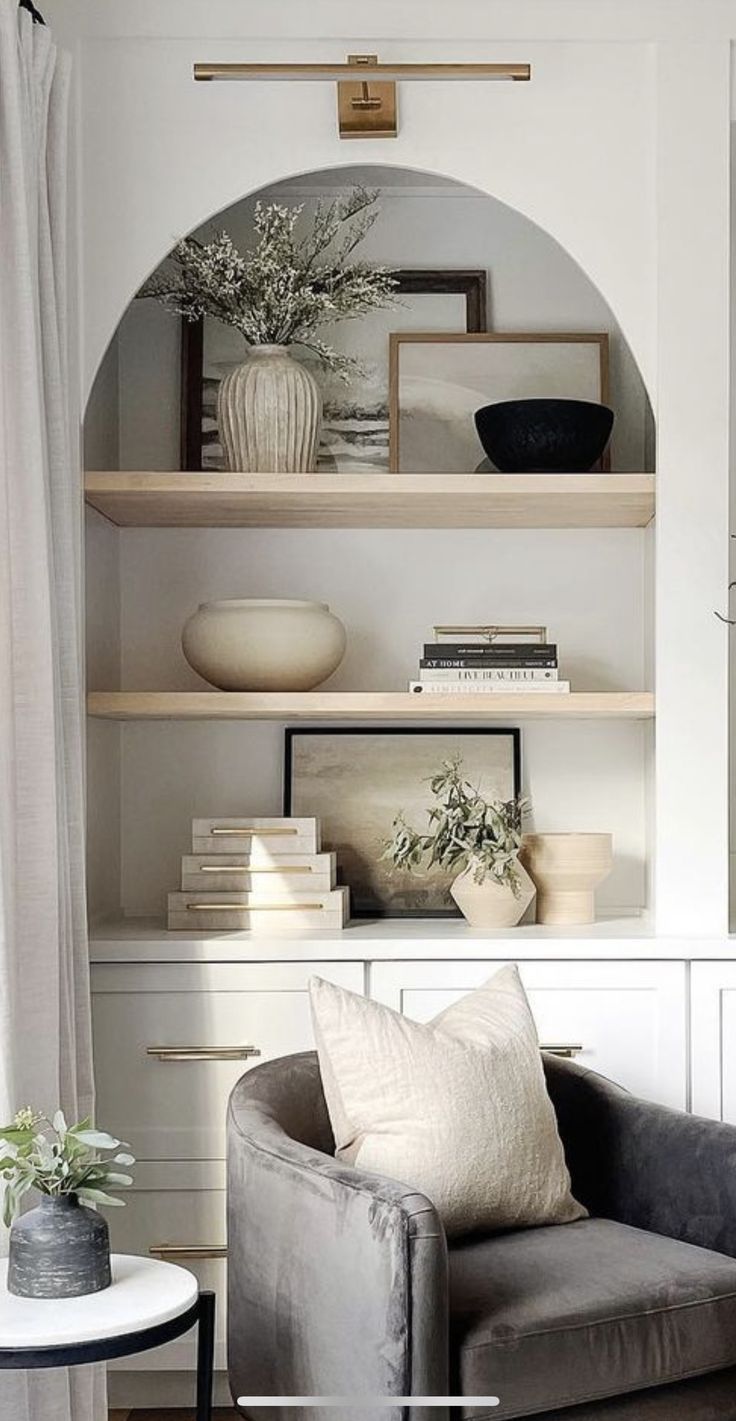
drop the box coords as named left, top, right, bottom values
left=140, top=186, right=398, bottom=381
left=0, top=1108, right=135, bottom=1225
left=383, top=757, right=529, bottom=895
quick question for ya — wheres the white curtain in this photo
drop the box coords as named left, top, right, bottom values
left=0, top=4, right=104, bottom=1419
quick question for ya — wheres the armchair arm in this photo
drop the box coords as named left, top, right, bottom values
left=227, top=1052, right=449, bottom=1421
left=544, top=1055, right=736, bottom=1255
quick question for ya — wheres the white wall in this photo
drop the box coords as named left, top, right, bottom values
left=730, top=121, right=736, bottom=927
left=654, top=41, right=731, bottom=935
left=85, top=509, right=121, bottom=923
left=73, top=31, right=656, bottom=404
left=98, top=525, right=649, bottom=919
left=71, top=1, right=733, bottom=937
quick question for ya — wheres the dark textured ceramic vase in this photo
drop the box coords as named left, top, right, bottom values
left=474, top=398, right=615, bottom=472
left=7, top=1193, right=111, bottom=1298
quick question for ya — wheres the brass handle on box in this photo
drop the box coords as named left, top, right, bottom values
left=185, top=902, right=323, bottom=912
left=198, top=864, right=312, bottom=874
left=149, top=1244, right=227, bottom=1260
left=210, top=826, right=298, bottom=836
left=146, top=1046, right=261, bottom=1062
left=540, top=1044, right=584, bottom=1059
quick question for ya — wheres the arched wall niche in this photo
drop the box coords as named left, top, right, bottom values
left=84, top=157, right=657, bottom=927
left=84, top=161, right=654, bottom=474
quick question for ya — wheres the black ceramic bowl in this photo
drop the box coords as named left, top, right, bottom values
left=474, top=398, right=615, bottom=473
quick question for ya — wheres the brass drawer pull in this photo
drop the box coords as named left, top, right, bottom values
left=147, top=1046, right=261, bottom=1062
left=540, top=1043, right=584, bottom=1058
left=210, top=826, right=298, bottom=836
left=185, top=902, right=323, bottom=912
left=149, top=1245, right=227, bottom=1261
left=198, top=864, right=312, bottom=874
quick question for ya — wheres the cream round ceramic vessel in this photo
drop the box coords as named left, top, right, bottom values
left=520, top=832, right=613, bottom=925
left=181, top=599, right=346, bottom=691
left=450, top=859, right=536, bottom=929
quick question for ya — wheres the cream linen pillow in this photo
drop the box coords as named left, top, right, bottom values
left=309, top=964, right=585, bottom=1237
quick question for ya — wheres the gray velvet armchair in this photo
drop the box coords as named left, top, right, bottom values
left=228, top=1051, right=736, bottom=1421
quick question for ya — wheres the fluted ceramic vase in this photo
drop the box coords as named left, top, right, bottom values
left=217, top=344, right=322, bottom=473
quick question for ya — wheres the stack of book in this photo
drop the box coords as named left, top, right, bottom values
left=409, top=625, right=570, bottom=696
left=167, top=816, right=350, bottom=930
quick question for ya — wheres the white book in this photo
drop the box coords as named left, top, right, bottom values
left=419, top=667, right=558, bottom=682
left=409, top=680, right=571, bottom=695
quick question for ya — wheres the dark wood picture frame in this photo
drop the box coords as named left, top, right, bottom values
left=179, top=269, right=488, bottom=471
left=283, top=724, right=520, bottom=918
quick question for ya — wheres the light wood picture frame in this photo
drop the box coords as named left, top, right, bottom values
left=388, top=331, right=610, bottom=473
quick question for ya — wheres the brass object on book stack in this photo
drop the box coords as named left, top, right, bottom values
left=432, top=624, right=548, bottom=644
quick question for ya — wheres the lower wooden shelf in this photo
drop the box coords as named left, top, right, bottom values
left=86, top=691, right=655, bottom=721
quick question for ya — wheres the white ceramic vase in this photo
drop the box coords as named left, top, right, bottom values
left=217, top=345, right=322, bottom=473
left=450, top=858, right=536, bottom=929
left=182, top=599, right=346, bottom=691
left=520, top=832, right=613, bottom=925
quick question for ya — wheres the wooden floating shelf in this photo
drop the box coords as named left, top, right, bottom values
left=84, top=472, right=655, bottom=530
left=87, top=691, right=655, bottom=722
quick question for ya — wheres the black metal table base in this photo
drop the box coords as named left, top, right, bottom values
left=0, top=1289, right=216, bottom=1421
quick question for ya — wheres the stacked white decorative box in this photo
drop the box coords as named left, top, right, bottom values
left=167, top=817, right=350, bottom=930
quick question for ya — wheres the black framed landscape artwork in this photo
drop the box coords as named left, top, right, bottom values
left=284, top=726, right=520, bottom=918
left=180, top=269, right=487, bottom=472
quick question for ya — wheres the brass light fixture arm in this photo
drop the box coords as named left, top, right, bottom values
left=193, top=56, right=531, bottom=139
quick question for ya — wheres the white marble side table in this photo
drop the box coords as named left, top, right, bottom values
left=0, top=1254, right=214, bottom=1419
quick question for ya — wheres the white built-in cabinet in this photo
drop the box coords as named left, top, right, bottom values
left=369, top=959, right=688, bottom=1110
left=690, top=963, right=736, bottom=1122
left=109, top=1160, right=226, bottom=1372
left=91, top=961, right=363, bottom=1160
left=91, top=959, right=364, bottom=1373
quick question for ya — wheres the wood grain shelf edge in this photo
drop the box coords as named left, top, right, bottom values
left=87, top=691, right=655, bottom=721
left=84, top=472, right=656, bottom=530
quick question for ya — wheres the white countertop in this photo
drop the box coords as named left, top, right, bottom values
left=87, top=915, right=736, bottom=962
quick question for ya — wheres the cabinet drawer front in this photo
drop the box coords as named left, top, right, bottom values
left=691, top=962, right=736, bottom=1121
left=92, top=961, right=362, bottom=1160
left=109, top=1181, right=226, bottom=1373
left=370, top=960, right=686, bottom=1109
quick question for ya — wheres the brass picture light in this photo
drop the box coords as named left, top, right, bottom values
left=193, top=56, right=531, bottom=139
